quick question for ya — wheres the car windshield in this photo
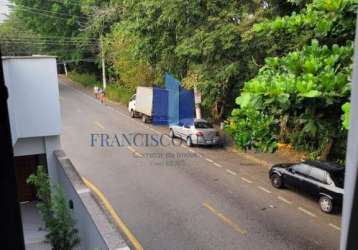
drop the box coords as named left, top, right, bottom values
left=195, top=121, right=213, bottom=129
left=331, top=171, right=345, bottom=188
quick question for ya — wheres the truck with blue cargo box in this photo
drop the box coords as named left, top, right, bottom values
left=128, top=86, right=169, bottom=124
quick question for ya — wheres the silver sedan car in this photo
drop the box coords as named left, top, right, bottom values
left=169, top=119, right=220, bottom=147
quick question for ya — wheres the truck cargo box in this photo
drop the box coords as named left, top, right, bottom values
left=135, top=86, right=153, bottom=116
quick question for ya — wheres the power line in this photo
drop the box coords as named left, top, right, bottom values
left=47, top=0, right=83, bottom=7
left=0, top=40, right=98, bottom=46
left=0, top=2, right=87, bottom=24
left=58, top=58, right=98, bottom=63
left=0, top=36, right=98, bottom=41
left=1, top=1, right=87, bottom=21
left=2, top=35, right=98, bottom=41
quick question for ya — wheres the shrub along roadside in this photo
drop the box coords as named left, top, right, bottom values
left=27, top=166, right=80, bottom=250
left=226, top=40, right=352, bottom=160
left=67, top=71, right=134, bottom=105
left=105, top=84, right=135, bottom=105
left=67, top=71, right=101, bottom=87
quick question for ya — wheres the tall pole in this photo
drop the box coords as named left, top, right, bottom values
left=194, top=84, right=202, bottom=119
left=100, top=35, right=107, bottom=90
left=63, top=63, right=68, bottom=76
left=340, top=14, right=358, bottom=250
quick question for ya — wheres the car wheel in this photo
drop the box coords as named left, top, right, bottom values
left=186, top=136, right=193, bottom=147
left=130, top=110, right=135, bottom=118
left=319, top=196, right=333, bottom=213
left=169, top=129, right=175, bottom=138
left=271, top=174, right=283, bottom=188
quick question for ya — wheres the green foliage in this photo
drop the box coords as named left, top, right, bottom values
left=228, top=0, right=355, bottom=160
left=104, top=25, right=155, bottom=88
left=8, top=0, right=96, bottom=60
left=342, top=102, right=351, bottom=129
left=27, top=166, right=80, bottom=250
left=105, top=84, right=135, bottom=105
left=253, top=0, right=357, bottom=52
left=229, top=41, right=352, bottom=158
left=27, top=166, right=52, bottom=226
left=47, top=185, right=80, bottom=250
left=68, top=71, right=101, bottom=87
left=226, top=109, right=278, bottom=153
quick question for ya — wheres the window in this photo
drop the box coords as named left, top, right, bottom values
left=309, top=167, right=328, bottom=184
left=292, top=164, right=311, bottom=176
left=331, top=171, right=345, bottom=188
left=194, top=121, right=213, bottom=129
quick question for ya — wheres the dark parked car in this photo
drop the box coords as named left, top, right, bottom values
left=269, top=160, right=344, bottom=213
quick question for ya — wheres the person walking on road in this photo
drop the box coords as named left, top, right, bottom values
left=94, top=86, right=99, bottom=99
left=99, top=87, right=106, bottom=104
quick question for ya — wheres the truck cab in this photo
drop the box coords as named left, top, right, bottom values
left=128, top=94, right=136, bottom=117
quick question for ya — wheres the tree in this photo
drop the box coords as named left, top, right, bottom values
left=227, top=0, right=357, bottom=161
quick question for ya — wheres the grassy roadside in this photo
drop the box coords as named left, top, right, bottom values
left=67, top=71, right=134, bottom=105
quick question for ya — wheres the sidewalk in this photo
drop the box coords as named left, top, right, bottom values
left=59, top=75, right=305, bottom=168
left=21, top=202, right=51, bottom=250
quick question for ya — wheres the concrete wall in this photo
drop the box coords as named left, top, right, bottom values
left=2, top=56, right=61, bottom=145
left=54, top=150, right=129, bottom=250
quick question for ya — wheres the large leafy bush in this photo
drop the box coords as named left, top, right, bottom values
left=227, top=40, right=353, bottom=158
left=227, top=0, right=356, bottom=160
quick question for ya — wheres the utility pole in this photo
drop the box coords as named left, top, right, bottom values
left=194, top=84, right=202, bottom=119
left=100, top=35, right=107, bottom=90
left=63, top=62, right=68, bottom=76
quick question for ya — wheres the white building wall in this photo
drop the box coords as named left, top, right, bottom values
left=2, top=56, right=61, bottom=145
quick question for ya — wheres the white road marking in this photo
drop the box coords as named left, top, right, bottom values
left=240, top=177, right=253, bottom=184
left=206, top=158, right=214, bottom=163
left=298, top=207, right=317, bottom=218
left=214, top=162, right=223, bottom=168
left=278, top=196, right=292, bottom=205
left=258, top=186, right=272, bottom=194
left=77, top=188, right=91, bottom=194
left=188, top=149, right=195, bottom=153
left=329, top=223, right=341, bottom=231
left=226, top=169, right=237, bottom=176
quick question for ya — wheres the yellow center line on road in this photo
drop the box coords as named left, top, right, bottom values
left=94, top=121, right=105, bottom=130
left=82, top=177, right=144, bottom=250
left=203, top=202, right=247, bottom=235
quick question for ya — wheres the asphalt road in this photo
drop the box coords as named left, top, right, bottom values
left=59, top=80, right=341, bottom=250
